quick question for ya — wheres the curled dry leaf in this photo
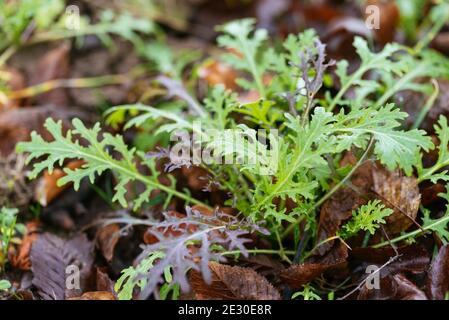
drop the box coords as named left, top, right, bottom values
left=421, top=183, right=446, bottom=206
left=282, top=242, right=348, bottom=289
left=30, top=233, right=94, bottom=300
left=68, top=291, right=116, bottom=300
left=190, top=262, right=281, bottom=300
left=351, top=245, right=430, bottom=275
left=372, top=167, right=420, bottom=235
left=9, top=221, right=40, bottom=271
left=280, top=264, right=334, bottom=290
left=96, top=223, right=120, bottom=262
left=358, top=274, right=427, bottom=300
left=427, top=245, right=449, bottom=300
left=34, top=159, right=85, bottom=206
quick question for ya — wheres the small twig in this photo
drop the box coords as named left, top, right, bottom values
left=338, top=254, right=401, bottom=300
left=380, top=225, right=399, bottom=256
left=369, top=188, right=425, bottom=233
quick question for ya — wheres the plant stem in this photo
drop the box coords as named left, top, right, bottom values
left=6, top=72, right=143, bottom=100
left=373, top=63, right=428, bottom=109
left=0, top=46, right=17, bottom=67
left=328, top=67, right=366, bottom=111
left=414, top=9, right=449, bottom=54
left=275, top=230, right=292, bottom=263
left=412, top=79, right=439, bottom=129
left=372, top=214, right=449, bottom=248
left=281, top=137, right=374, bottom=239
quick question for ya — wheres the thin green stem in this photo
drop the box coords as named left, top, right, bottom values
left=0, top=46, right=17, bottom=67
left=275, top=230, right=292, bottom=263
left=373, top=63, right=428, bottom=109
left=328, top=67, right=366, bottom=112
left=414, top=9, right=449, bottom=53
left=372, top=214, right=449, bottom=248
left=303, top=235, right=351, bottom=261
left=418, top=156, right=449, bottom=183
left=241, top=41, right=265, bottom=98
left=412, top=79, right=439, bottom=129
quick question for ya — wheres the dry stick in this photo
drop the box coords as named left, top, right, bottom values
left=380, top=224, right=399, bottom=256
left=369, top=187, right=425, bottom=233
left=337, top=253, right=401, bottom=300
left=372, top=212, right=449, bottom=248
left=281, top=137, right=375, bottom=239
left=338, top=224, right=400, bottom=300
left=6, top=73, right=140, bottom=100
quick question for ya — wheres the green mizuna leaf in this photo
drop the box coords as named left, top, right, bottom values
left=339, top=200, right=393, bottom=239
left=418, top=115, right=449, bottom=183
left=16, top=118, right=201, bottom=210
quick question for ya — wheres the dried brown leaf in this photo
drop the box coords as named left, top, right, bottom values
left=282, top=242, right=348, bottom=289
left=34, top=159, right=85, bottom=206
left=372, top=168, right=420, bottom=235
left=191, top=262, right=281, bottom=300
left=95, top=268, right=116, bottom=295
left=30, top=233, right=94, bottom=300
left=364, top=0, right=399, bottom=44
left=198, top=60, right=238, bottom=90
left=280, top=264, right=331, bottom=289
left=29, top=42, right=71, bottom=106
left=351, top=245, right=430, bottom=275
left=96, top=223, right=120, bottom=262
left=358, top=274, right=427, bottom=300
left=427, top=245, right=449, bottom=300
left=9, top=221, right=40, bottom=271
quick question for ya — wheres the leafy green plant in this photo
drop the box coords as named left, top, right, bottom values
left=0, top=0, right=156, bottom=66
left=16, top=118, right=205, bottom=210
left=0, top=279, right=11, bottom=291
left=115, top=251, right=165, bottom=300
left=417, top=115, right=449, bottom=183
left=292, top=284, right=321, bottom=300
left=16, top=17, right=449, bottom=299
left=339, top=200, right=393, bottom=239
left=0, top=207, right=24, bottom=271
